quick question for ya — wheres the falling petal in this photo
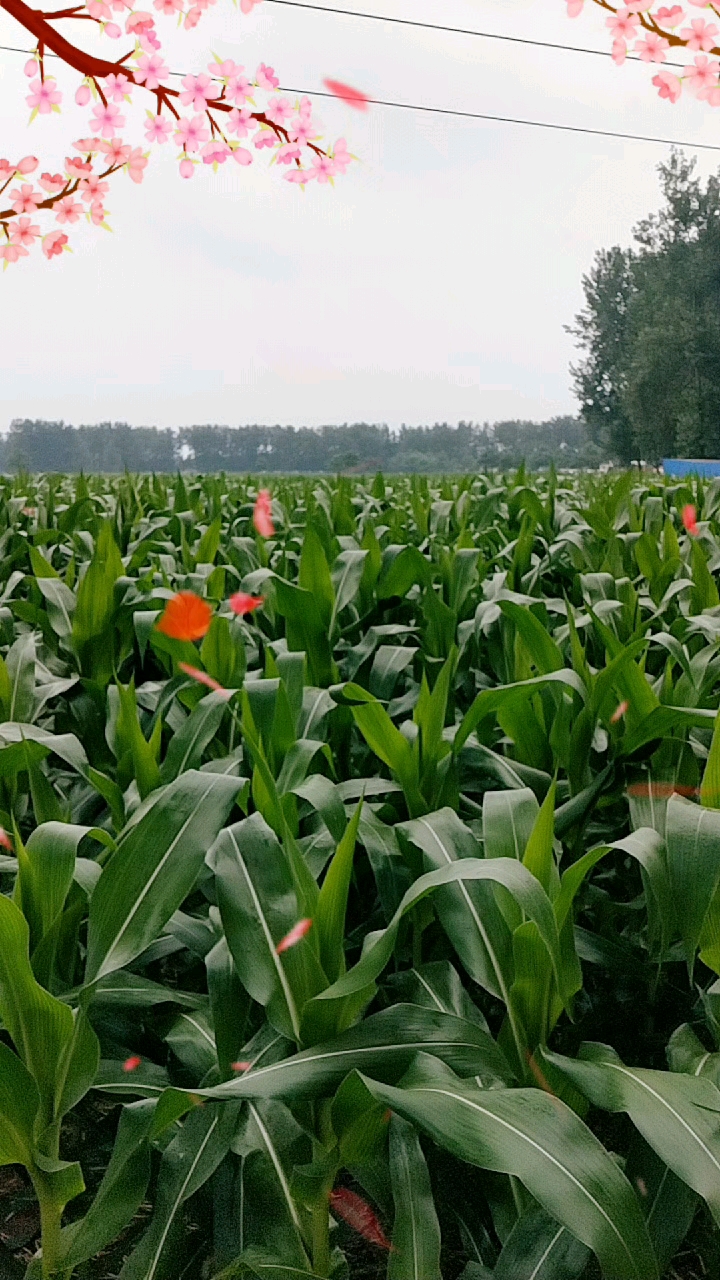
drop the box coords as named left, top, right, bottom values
left=229, top=592, right=264, bottom=616
left=122, top=1055, right=142, bottom=1072
left=231, top=1061, right=252, bottom=1071
left=178, top=661, right=232, bottom=698
left=682, top=504, right=699, bottom=536
left=253, top=489, right=275, bottom=537
left=0, top=828, right=13, bottom=851
left=276, top=917, right=313, bottom=954
left=329, top=1188, right=393, bottom=1250
left=323, top=78, right=371, bottom=111
left=156, top=591, right=213, bottom=641
left=610, top=700, right=629, bottom=724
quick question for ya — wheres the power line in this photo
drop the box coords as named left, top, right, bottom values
left=280, top=84, right=720, bottom=152
left=2, top=39, right=720, bottom=153
left=263, top=0, right=687, bottom=72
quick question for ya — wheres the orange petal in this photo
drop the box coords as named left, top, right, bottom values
left=156, top=592, right=213, bottom=641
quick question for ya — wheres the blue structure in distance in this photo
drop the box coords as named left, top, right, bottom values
left=663, top=458, right=720, bottom=479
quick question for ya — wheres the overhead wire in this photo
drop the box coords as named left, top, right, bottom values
left=263, top=0, right=688, bottom=72
left=1, top=3, right=720, bottom=153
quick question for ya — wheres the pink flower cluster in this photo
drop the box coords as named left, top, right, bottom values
left=2, top=0, right=349, bottom=264
left=567, top=1, right=720, bottom=106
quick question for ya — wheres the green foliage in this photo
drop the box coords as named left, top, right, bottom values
left=0, top=466, right=719, bottom=1280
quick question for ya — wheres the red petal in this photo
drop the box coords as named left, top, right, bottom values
left=323, top=78, right=371, bottom=111
left=329, top=1188, right=392, bottom=1250
left=229, top=592, right=264, bottom=616
left=122, top=1055, right=142, bottom=1072
left=276, top=917, right=313, bottom=953
left=682, top=504, right=699, bottom=535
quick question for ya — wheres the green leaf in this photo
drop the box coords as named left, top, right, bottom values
left=499, top=602, right=564, bottom=674
left=0, top=895, right=99, bottom=1130
left=454, top=671, right=585, bottom=756
left=492, top=1206, right=590, bottom=1280
left=545, top=1042, right=720, bottom=1228
left=118, top=1102, right=241, bottom=1280
left=315, top=799, right=362, bottom=982
left=388, top=1115, right=442, bottom=1280
left=160, top=689, right=229, bottom=783
left=85, top=769, right=240, bottom=984
left=0, top=1039, right=38, bottom=1167
left=398, top=809, right=514, bottom=1006
left=72, top=520, right=124, bottom=680
left=362, top=1054, right=658, bottom=1280
left=197, top=1006, right=514, bottom=1102
left=214, top=813, right=327, bottom=1042
left=664, top=796, right=720, bottom=974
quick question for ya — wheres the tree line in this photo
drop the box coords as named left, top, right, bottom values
left=569, top=148, right=720, bottom=465
left=1, top=416, right=600, bottom=474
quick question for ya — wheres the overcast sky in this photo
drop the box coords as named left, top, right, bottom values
left=2, top=0, right=720, bottom=431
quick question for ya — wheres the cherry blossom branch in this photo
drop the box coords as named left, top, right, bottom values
left=571, top=1, right=720, bottom=107
left=0, top=0, right=351, bottom=264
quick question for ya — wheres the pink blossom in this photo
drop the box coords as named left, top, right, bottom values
left=183, top=7, right=202, bottom=28
left=104, top=23, right=122, bottom=38
left=231, top=146, right=252, bottom=165
left=684, top=53, right=719, bottom=97
left=179, top=157, right=195, bottom=178
left=226, top=72, right=253, bottom=104
left=26, top=77, right=62, bottom=114
left=283, top=166, right=311, bottom=184
left=73, top=137, right=101, bottom=153
left=65, top=156, right=92, bottom=176
left=126, top=148, right=148, bottom=183
left=226, top=106, right=255, bottom=137
left=9, top=183, right=38, bottom=213
left=42, top=230, right=68, bottom=259
left=266, top=95, right=293, bottom=125
left=297, top=96, right=313, bottom=120
left=567, top=0, right=584, bottom=14
left=104, top=73, right=133, bottom=102
left=241, top=0, right=263, bottom=11
left=39, top=171, right=65, bottom=194
left=78, top=173, right=110, bottom=203
left=174, top=115, right=210, bottom=152
left=154, top=0, right=183, bottom=11
left=24, top=58, right=38, bottom=77
left=90, top=102, right=126, bottom=138
left=311, top=154, right=336, bottom=184
left=605, top=7, right=640, bottom=39
left=612, top=38, right=627, bottom=65
left=87, top=0, right=111, bottom=17
left=201, top=139, right=230, bottom=164
left=89, top=201, right=106, bottom=225
left=144, top=113, right=172, bottom=143
left=208, top=58, right=240, bottom=77
left=635, top=31, right=669, bottom=60
left=255, top=63, right=279, bottom=91
left=653, top=69, right=683, bottom=100
left=134, top=53, right=168, bottom=90
left=139, top=27, right=161, bottom=49
left=0, top=243, right=29, bottom=264
left=180, top=73, right=219, bottom=111
left=288, top=115, right=315, bottom=145
left=0, top=159, right=12, bottom=182
left=332, top=137, right=352, bottom=174
left=276, top=141, right=301, bottom=164
left=254, top=128, right=276, bottom=149
left=655, top=5, right=685, bottom=22
left=126, top=10, right=154, bottom=32
left=9, top=217, right=40, bottom=248
left=75, top=83, right=91, bottom=106
left=98, top=138, right=132, bottom=165
left=680, top=16, right=719, bottom=48
left=17, top=155, right=38, bottom=175
left=55, top=196, right=83, bottom=224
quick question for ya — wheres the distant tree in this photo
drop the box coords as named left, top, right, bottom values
left=568, top=150, right=720, bottom=463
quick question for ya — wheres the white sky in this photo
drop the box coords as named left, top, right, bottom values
left=1, top=0, right=720, bottom=432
